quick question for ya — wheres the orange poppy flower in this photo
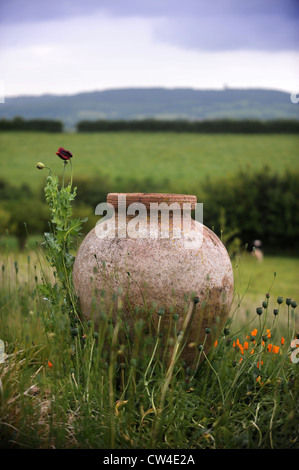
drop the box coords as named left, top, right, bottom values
left=48, top=360, right=53, bottom=368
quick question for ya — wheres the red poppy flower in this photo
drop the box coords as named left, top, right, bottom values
left=56, top=147, right=73, bottom=161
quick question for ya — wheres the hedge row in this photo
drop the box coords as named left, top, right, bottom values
left=77, top=118, right=299, bottom=133
left=1, top=167, right=298, bottom=253
left=1, top=118, right=298, bottom=133
left=0, top=117, right=63, bottom=132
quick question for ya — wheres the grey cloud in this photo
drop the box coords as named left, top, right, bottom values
left=0, top=0, right=298, bottom=51
left=154, top=13, right=299, bottom=51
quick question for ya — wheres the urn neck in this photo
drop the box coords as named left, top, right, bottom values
left=107, top=193, right=197, bottom=214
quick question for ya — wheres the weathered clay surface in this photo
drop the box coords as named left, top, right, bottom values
left=73, top=193, right=234, bottom=366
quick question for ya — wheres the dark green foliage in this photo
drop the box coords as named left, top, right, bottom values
left=0, top=178, right=49, bottom=249
left=1, top=166, right=298, bottom=252
left=77, top=118, right=299, bottom=134
left=3, top=199, right=49, bottom=250
left=0, top=117, right=63, bottom=132
left=201, top=167, right=299, bottom=252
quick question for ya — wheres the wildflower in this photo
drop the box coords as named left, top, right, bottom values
left=214, top=340, right=218, bottom=347
left=205, top=327, right=211, bottom=334
left=262, top=300, right=268, bottom=309
left=286, top=298, right=292, bottom=306
left=257, top=361, right=263, bottom=369
left=48, top=360, right=53, bottom=368
left=272, top=345, right=280, bottom=354
left=266, top=293, right=270, bottom=299
left=244, top=341, right=249, bottom=350
left=36, top=162, right=45, bottom=169
left=273, top=308, right=279, bottom=316
left=250, top=329, right=257, bottom=342
left=277, top=297, right=283, bottom=304
left=256, top=307, right=263, bottom=315
left=256, top=376, right=264, bottom=385
left=280, top=337, right=285, bottom=345
left=56, top=147, right=73, bottom=161
left=267, top=344, right=273, bottom=353
left=291, top=301, right=297, bottom=309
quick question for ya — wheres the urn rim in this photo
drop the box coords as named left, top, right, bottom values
left=107, top=192, right=197, bottom=210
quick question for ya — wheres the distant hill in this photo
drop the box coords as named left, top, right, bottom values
left=0, top=87, right=298, bottom=130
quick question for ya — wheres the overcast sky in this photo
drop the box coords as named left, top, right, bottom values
left=0, top=0, right=298, bottom=97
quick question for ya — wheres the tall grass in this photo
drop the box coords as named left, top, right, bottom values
left=0, top=249, right=298, bottom=449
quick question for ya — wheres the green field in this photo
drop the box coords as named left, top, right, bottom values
left=1, top=131, right=298, bottom=191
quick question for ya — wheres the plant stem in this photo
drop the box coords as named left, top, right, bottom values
left=62, top=161, right=67, bottom=188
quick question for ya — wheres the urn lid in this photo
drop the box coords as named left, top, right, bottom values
left=107, top=193, right=197, bottom=210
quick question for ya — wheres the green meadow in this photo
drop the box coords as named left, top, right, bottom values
left=1, top=131, right=298, bottom=191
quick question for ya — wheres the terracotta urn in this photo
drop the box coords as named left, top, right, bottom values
left=73, top=193, right=234, bottom=366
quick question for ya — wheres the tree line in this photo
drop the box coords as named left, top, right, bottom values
left=0, top=117, right=63, bottom=132
left=76, top=118, right=299, bottom=133
left=0, top=117, right=299, bottom=133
